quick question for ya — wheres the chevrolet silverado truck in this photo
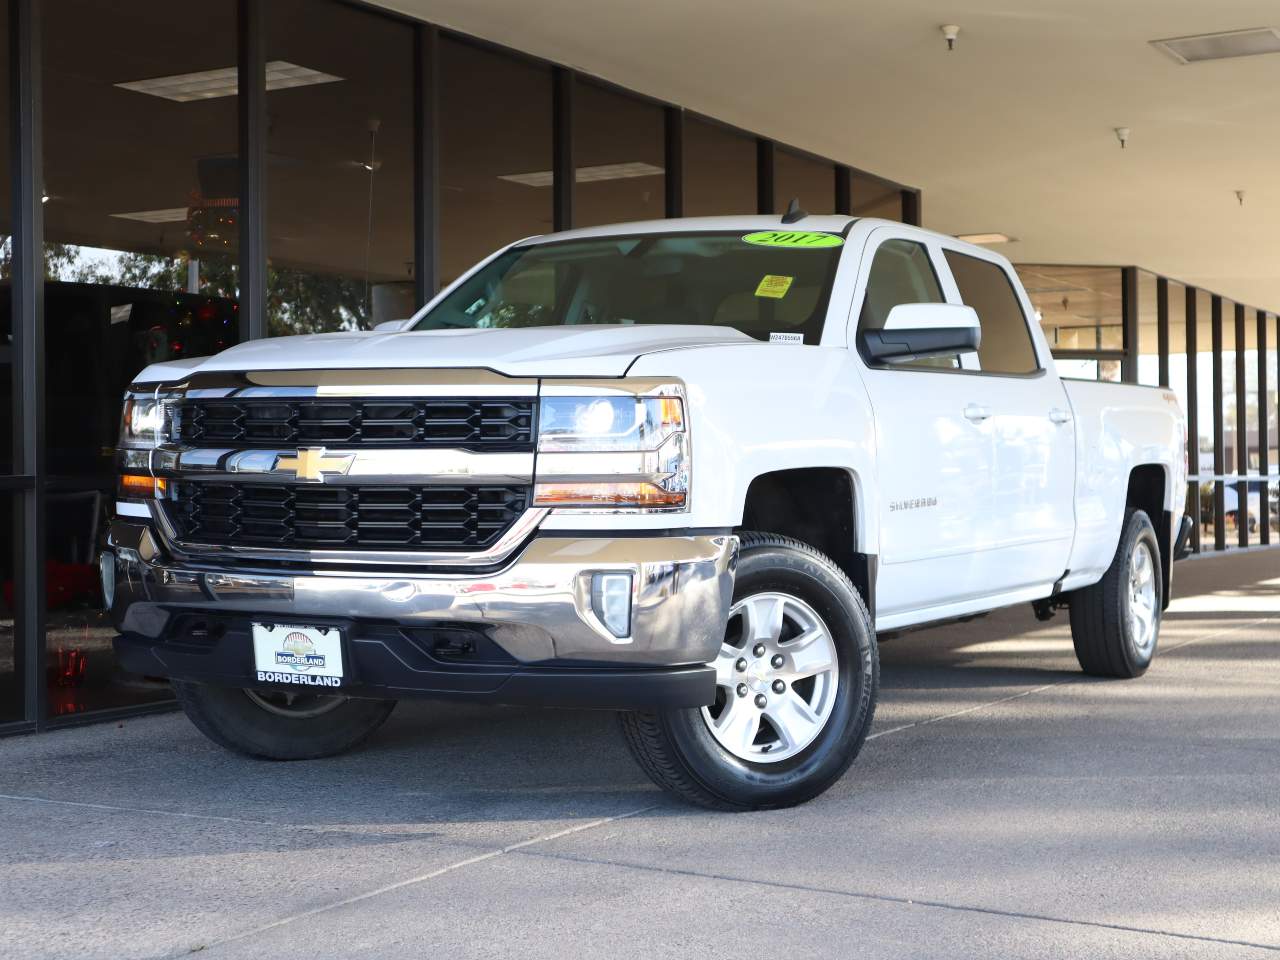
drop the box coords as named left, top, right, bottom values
left=104, top=214, right=1190, bottom=810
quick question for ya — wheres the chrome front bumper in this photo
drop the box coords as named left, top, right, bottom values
left=105, top=521, right=737, bottom=707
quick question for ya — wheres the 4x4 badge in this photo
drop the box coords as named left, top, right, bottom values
left=275, top=446, right=354, bottom=482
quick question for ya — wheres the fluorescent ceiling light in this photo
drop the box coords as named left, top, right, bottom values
left=500, top=161, right=664, bottom=187
left=1151, top=27, right=1280, bottom=64
left=957, top=232, right=1015, bottom=245
left=110, top=207, right=189, bottom=224
left=115, top=61, right=342, bottom=103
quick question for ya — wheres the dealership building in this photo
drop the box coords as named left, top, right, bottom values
left=2, top=0, right=1277, bottom=731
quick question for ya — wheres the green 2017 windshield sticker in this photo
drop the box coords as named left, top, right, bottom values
left=742, top=230, right=843, bottom=249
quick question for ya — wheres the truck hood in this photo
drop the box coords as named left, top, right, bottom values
left=161, top=324, right=756, bottom=380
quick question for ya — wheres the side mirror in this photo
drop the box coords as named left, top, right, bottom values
left=858, top=303, right=981, bottom=363
left=374, top=318, right=412, bottom=332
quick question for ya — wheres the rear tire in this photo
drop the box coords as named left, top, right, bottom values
left=619, top=533, right=878, bottom=811
left=174, top=681, right=397, bottom=760
left=1068, top=508, right=1162, bottom=678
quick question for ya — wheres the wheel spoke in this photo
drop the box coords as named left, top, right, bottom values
left=713, top=700, right=761, bottom=755
left=1130, top=602, right=1149, bottom=637
left=740, top=594, right=785, bottom=645
left=1135, top=549, right=1152, bottom=587
left=764, top=690, right=823, bottom=751
left=781, top=627, right=835, bottom=680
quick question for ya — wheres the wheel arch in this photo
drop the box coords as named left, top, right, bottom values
left=736, top=466, right=877, bottom=621
left=1127, top=463, right=1172, bottom=609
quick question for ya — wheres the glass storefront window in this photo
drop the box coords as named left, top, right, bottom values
left=1137, top=270, right=1159, bottom=386
left=42, top=0, right=242, bottom=717
left=0, top=492, right=19, bottom=724
left=1, top=3, right=12, bottom=476
left=1220, top=301, right=1237, bottom=540
left=267, top=0, right=415, bottom=333
left=684, top=117, right=755, bottom=217
left=852, top=173, right=903, bottom=220
left=1193, top=289, right=1214, bottom=541
left=1018, top=264, right=1125, bottom=357
left=574, top=82, right=665, bottom=228
left=775, top=150, right=834, bottom=215
left=440, top=38, right=552, bottom=287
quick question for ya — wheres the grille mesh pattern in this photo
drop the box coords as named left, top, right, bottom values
left=175, top=398, right=535, bottom=450
left=165, top=481, right=530, bottom=550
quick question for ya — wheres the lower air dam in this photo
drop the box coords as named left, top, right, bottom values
left=256, top=671, right=342, bottom=687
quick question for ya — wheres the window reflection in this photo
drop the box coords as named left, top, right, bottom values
left=267, top=0, right=415, bottom=333
left=574, top=83, right=664, bottom=228
left=684, top=118, right=755, bottom=217
left=41, top=0, right=242, bottom=717
left=440, top=38, right=552, bottom=286
left=775, top=150, right=834, bottom=215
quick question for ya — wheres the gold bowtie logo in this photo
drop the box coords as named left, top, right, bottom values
left=275, top=447, right=354, bottom=482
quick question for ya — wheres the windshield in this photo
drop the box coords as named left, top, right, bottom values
left=412, top=230, right=846, bottom=344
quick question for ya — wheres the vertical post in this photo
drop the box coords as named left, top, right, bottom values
left=1156, top=276, right=1169, bottom=388
left=1235, top=303, right=1249, bottom=547
left=11, top=0, right=46, bottom=726
left=413, top=24, right=439, bottom=306
left=663, top=106, right=683, bottom=219
left=1185, top=287, right=1200, bottom=553
left=551, top=67, right=574, bottom=232
left=755, top=138, right=774, bottom=215
left=901, top=189, right=922, bottom=226
left=237, top=0, right=267, bottom=341
left=834, top=165, right=852, bottom=217
left=1258, top=309, right=1270, bottom=544
left=1120, top=266, right=1139, bottom=384
left=1211, top=295, right=1225, bottom=551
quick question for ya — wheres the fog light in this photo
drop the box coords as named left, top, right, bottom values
left=591, top=572, right=633, bottom=639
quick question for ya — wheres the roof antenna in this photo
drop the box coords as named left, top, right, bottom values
left=781, top=197, right=808, bottom=224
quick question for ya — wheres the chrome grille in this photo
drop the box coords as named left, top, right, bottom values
left=174, top=398, right=535, bottom=451
left=164, top=481, right=530, bottom=550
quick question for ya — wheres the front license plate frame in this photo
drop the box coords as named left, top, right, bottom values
left=251, top=622, right=345, bottom=688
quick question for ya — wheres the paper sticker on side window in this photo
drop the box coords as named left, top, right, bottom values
left=755, top=275, right=794, bottom=299
left=769, top=332, right=804, bottom=345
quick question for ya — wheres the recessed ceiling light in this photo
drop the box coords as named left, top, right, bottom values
left=115, top=61, right=342, bottom=103
left=499, top=161, right=664, bottom=187
left=110, top=207, right=190, bottom=223
left=957, top=232, right=1015, bottom=245
left=1151, top=27, right=1280, bottom=64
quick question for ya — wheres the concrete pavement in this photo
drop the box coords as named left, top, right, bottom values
left=1, top=549, right=1277, bottom=959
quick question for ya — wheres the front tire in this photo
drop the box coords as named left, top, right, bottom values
left=174, top=681, right=397, bottom=760
left=1069, top=508, right=1163, bottom=678
left=619, top=533, right=878, bottom=811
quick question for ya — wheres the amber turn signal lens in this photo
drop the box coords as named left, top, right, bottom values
left=118, top=474, right=167, bottom=499
left=533, top=481, right=685, bottom=508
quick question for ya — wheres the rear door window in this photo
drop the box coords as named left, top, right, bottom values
left=943, top=251, right=1040, bottom=375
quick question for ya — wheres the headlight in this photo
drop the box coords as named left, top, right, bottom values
left=117, top=394, right=172, bottom=500
left=534, top=394, right=688, bottom=511
left=118, top=396, right=166, bottom=449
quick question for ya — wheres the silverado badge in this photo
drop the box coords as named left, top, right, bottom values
left=275, top=446, right=354, bottom=482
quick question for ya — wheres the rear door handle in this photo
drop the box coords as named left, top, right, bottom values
left=1049, top=407, right=1073, bottom=425
left=963, top=403, right=991, bottom=422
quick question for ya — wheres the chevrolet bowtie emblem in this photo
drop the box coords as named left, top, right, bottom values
left=275, top=447, right=354, bottom=482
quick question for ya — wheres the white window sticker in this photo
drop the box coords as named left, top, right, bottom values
left=769, top=332, right=804, bottom=345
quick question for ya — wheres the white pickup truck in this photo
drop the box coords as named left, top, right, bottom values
left=105, top=214, right=1190, bottom=810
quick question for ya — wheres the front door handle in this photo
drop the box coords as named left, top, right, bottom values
left=1049, top=407, right=1073, bottom=425
left=963, top=403, right=991, bottom=422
